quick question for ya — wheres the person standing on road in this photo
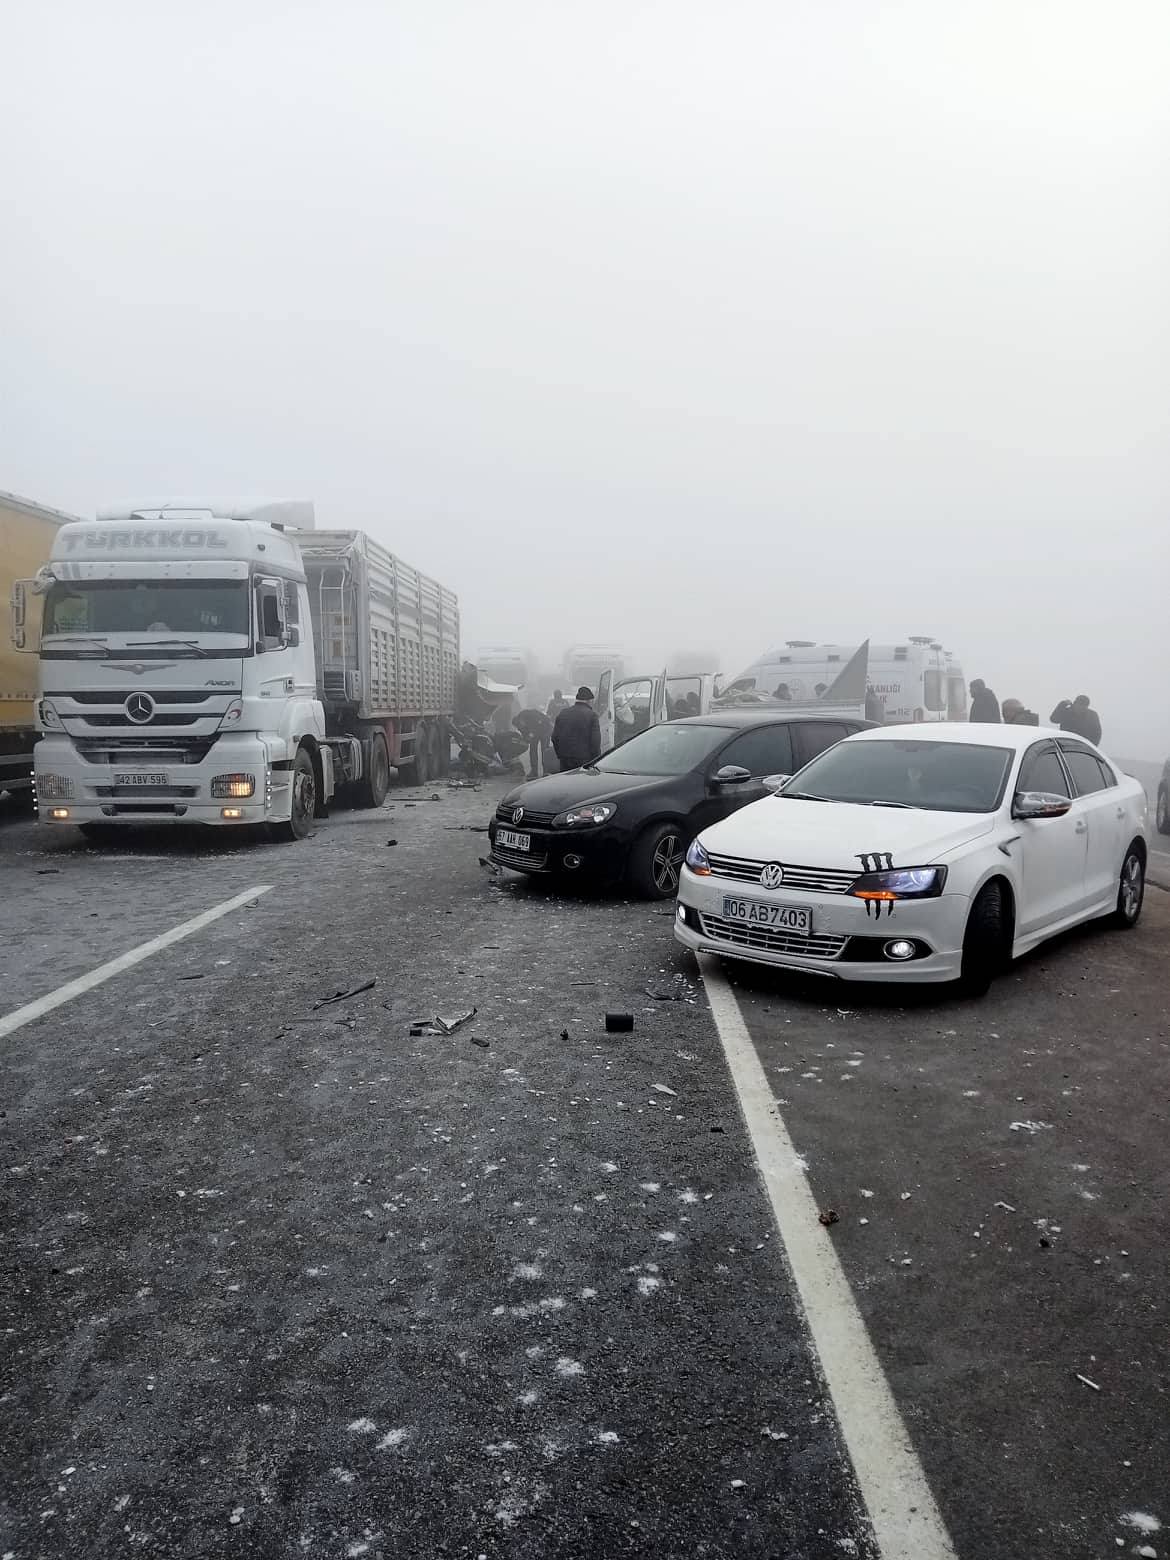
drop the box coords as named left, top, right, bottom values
left=968, top=679, right=1001, bottom=723
left=1051, top=695, right=1102, bottom=745
left=552, top=686, right=602, bottom=771
left=513, top=706, right=553, bottom=779
left=546, top=688, right=568, bottom=720
left=1002, top=698, right=1040, bottom=726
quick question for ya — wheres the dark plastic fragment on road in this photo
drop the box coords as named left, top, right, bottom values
left=470, top=1036, right=490, bottom=1049
left=646, top=986, right=684, bottom=1000
left=37, top=868, right=61, bottom=875
left=710, top=1125, right=726, bottom=1134
left=605, top=1013, right=634, bottom=1033
left=386, top=839, right=398, bottom=847
left=818, top=1209, right=840, bottom=1227
left=411, top=1007, right=478, bottom=1036
left=560, top=1029, right=569, bottom=1041
left=313, top=978, right=377, bottom=1010
left=178, top=973, right=206, bottom=981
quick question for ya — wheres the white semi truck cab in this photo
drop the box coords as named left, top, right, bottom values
left=19, top=498, right=339, bottom=839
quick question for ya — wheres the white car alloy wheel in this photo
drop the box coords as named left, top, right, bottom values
left=1113, top=848, right=1145, bottom=929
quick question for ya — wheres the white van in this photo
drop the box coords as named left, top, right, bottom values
left=729, top=637, right=966, bottom=724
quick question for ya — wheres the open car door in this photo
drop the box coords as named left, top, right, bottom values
left=596, top=668, right=616, bottom=752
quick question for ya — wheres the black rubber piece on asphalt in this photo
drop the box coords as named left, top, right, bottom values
left=605, top=1012, right=634, bottom=1032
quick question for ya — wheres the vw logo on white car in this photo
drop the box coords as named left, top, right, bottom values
left=512, top=806, right=524, bottom=825
left=125, top=692, right=155, bottom=724
left=760, top=862, right=785, bottom=889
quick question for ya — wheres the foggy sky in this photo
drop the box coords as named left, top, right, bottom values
left=3, top=2, right=1167, bottom=756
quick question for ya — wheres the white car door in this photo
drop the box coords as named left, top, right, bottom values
left=1059, top=741, right=1128, bottom=910
left=596, top=668, right=615, bottom=752
left=1013, top=740, right=1091, bottom=935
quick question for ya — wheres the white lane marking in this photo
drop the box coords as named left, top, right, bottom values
left=699, top=957, right=957, bottom=1560
left=0, top=885, right=273, bottom=1039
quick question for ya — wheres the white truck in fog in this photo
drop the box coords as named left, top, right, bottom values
left=13, top=498, right=458, bottom=840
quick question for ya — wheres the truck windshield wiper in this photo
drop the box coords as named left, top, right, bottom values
left=42, top=635, right=110, bottom=655
left=126, top=639, right=209, bottom=657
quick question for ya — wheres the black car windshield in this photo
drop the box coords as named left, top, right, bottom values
left=783, top=738, right=1013, bottom=813
left=593, top=723, right=729, bottom=776
left=42, top=580, right=249, bottom=637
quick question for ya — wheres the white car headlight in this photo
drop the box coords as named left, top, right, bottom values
left=849, top=866, right=947, bottom=902
left=685, top=839, right=711, bottom=875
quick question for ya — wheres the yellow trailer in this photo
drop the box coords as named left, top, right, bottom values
left=1, top=490, right=82, bottom=800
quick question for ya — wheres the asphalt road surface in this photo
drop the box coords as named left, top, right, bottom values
left=1, top=785, right=1167, bottom=1560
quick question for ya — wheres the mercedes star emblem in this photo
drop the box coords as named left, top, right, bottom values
left=760, top=862, right=785, bottom=890
left=512, top=806, right=524, bottom=825
left=125, top=692, right=155, bottom=724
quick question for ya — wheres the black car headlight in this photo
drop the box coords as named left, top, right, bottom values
left=848, top=866, right=947, bottom=903
left=555, top=802, right=617, bottom=827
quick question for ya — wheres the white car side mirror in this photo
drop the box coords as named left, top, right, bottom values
left=761, top=773, right=792, bottom=794
left=1012, top=790, right=1072, bottom=820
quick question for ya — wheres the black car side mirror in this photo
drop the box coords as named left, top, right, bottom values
left=712, top=764, right=752, bottom=786
left=1012, top=790, right=1073, bottom=820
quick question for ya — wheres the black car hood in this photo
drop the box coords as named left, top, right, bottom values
left=500, top=768, right=678, bottom=813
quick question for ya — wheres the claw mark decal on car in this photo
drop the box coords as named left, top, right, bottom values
left=856, top=852, right=896, bottom=918
left=856, top=852, right=894, bottom=873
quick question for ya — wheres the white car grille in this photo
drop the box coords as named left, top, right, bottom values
left=698, top=912, right=848, bottom=960
left=705, top=853, right=858, bottom=894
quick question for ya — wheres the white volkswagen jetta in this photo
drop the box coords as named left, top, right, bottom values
left=675, top=723, right=1148, bottom=994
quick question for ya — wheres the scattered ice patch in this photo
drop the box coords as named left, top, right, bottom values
left=651, top=1084, right=677, bottom=1097
left=347, top=1418, right=376, bottom=1434
left=678, top=1189, right=699, bottom=1205
left=580, top=1287, right=598, bottom=1301
left=1072, top=1162, right=1091, bottom=1173
left=484, top=1440, right=519, bottom=1457
left=637, top=1275, right=662, bottom=1296
left=601, top=1161, right=619, bottom=1174
left=1121, top=1514, right=1162, bottom=1536
left=640, top=1182, right=661, bottom=1193
left=229, top=1507, right=245, bottom=1525
left=593, top=1193, right=608, bottom=1203
left=525, top=1345, right=545, bottom=1359
left=962, top=1090, right=980, bottom=1098
left=512, top=1262, right=543, bottom=1281
left=595, top=1430, right=620, bottom=1445
left=518, top=1390, right=539, bottom=1405
left=657, top=1231, right=678, bottom=1244
left=331, top=1468, right=356, bottom=1485
left=761, top=1427, right=788, bottom=1441
left=114, top=1495, right=131, bottom=1512
left=376, top=1428, right=412, bottom=1451
left=555, top=1357, right=585, bottom=1378
left=730, top=1478, right=746, bottom=1489
left=860, top=1189, right=874, bottom=1199
left=1009, top=1120, right=1052, bottom=1134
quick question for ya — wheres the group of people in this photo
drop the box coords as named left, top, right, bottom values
left=969, top=680, right=1103, bottom=742
left=512, top=686, right=602, bottom=777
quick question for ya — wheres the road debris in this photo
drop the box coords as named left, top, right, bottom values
left=605, top=1013, right=634, bottom=1033
left=386, top=838, right=398, bottom=847
left=818, top=1209, right=840, bottom=1227
left=651, top=1083, right=677, bottom=1096
left=993, top=1201, right=1017, bottom=1213
left=314, top=978, right=377, bottom=1009
left=178, top=973, right=207, bottom=981
left=1076, top=1373, right=1101, bottom=1391
left=444, top=824, right=490, bottom=832
left=560, top=1029, right=569, bottom=1041
left=470, top=1036, right=490, bottom=1050
left=1009, top=1120, right=1053, bottom=1134
left=410, top=1007, right=478, bottom=1036
left=36, top=868, right=61, bottom=875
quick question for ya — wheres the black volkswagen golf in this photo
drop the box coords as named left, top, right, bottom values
left=487, top=712, right=871, bottom=898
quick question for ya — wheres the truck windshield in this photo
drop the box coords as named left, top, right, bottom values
left=42, top=580, right=249, bottom=638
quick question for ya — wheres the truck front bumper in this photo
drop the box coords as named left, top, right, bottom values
left=33, top=735, right=291, bottom=827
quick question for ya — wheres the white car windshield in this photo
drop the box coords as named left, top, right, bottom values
left=593, top=723, right=728, bottom=776
left=783, top=738, right=1013, bottom=813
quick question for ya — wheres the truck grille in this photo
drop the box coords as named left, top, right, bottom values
left=94, top=784, right=199, bottom=799
left=698, top=912, right=848, bottom=960
left=74, top=735, right=220, bottom=765
left=81, top=713, right=202, bottom=728
left=60, top=690, right=218, bottom=705
left=705, top=853, right=858, bottom=894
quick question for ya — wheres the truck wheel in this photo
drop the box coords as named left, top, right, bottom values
left=628, top=822, right=685, bottom=900
left=358, top=733, right=390, bottom=808
left=275, top=748, right=316, bottom=841
left=412, top=723, right=431, bottom=786
left=429, top=720, right=447, bottom=779
left=1157, top=785, right=1170, bottom=836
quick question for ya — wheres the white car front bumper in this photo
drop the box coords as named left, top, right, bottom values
left=673, top=865, right=969, bottom=983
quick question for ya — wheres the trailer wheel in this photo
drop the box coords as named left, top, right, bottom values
left=274, top=747, right=316, bottom=841
left=412, top=722, right=431, bottom=786
left=357, top=732, right=390, bottom=808
left=428, top=720, right=447, bottom=779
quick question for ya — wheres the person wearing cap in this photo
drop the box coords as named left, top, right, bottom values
left=552, top=686, right=602, bottom=771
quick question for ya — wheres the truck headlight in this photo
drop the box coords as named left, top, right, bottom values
left=849, top=866, right=946, bottom=901
left=556, top=802, right=616, bottom=826
left=37, top=773, right=75, bottom=800
left=38, top=699, right=64, bottom=731
left=211, top=773, right=256, bottom=798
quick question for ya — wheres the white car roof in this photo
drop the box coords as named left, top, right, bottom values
left=846, top=721, right=1074, bottom=752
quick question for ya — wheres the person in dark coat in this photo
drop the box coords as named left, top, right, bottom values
left=968, top=679, right=1001, bottom=723
left=1002, top=698, right=1040, bottom=726
left=552, top=686, right=602, bottom=771
left=1051, top=695, right=1102, bottom=745
left=545, top=688, right=568, bottom=720
left=514, top=707, right=553, bottom=778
